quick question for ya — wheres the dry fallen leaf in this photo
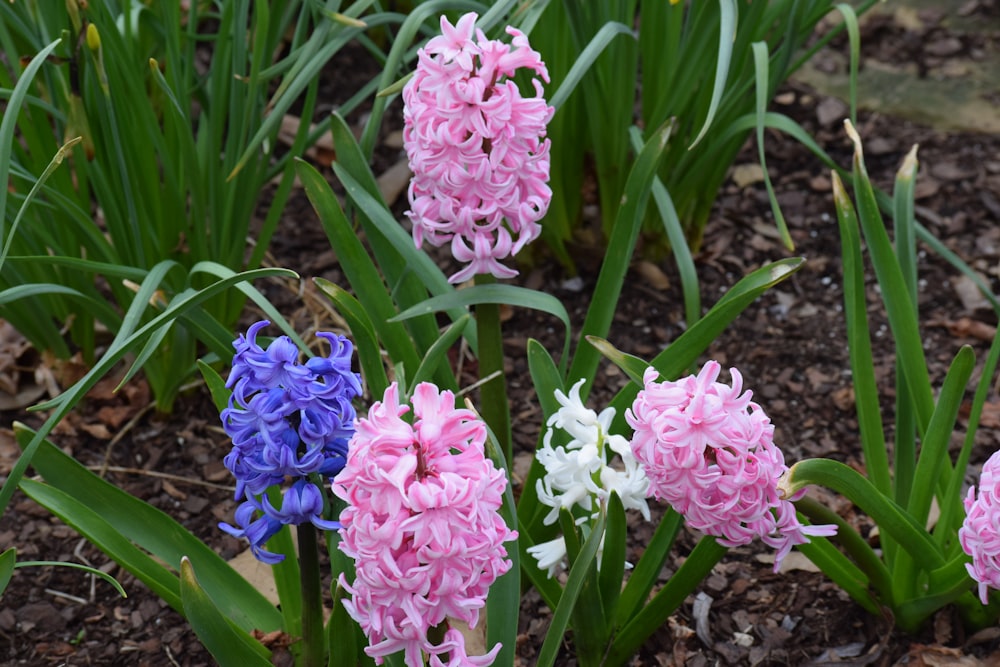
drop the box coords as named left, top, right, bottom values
left=892, top=644, right=983, bottom=667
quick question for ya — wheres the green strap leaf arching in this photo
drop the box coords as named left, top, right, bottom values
left=688, top=0, right=737, bottom=149
left=180, top=558, right=273, bottom=667
left=783, top=458, right=944, bottom=572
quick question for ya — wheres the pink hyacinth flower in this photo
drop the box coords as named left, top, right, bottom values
left=403, top=12, right=553, bottom=284
left=960, top=450, right=1000, bottom=604
left=333, top=382, right=515, bottom=666
left=626, top=362, right=836, bottom=571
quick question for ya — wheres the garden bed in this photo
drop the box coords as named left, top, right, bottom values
left=2, top=3, right=1000, bottom=665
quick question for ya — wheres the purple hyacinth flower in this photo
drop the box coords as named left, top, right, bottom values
left=218, top=321, right=362, bottom=563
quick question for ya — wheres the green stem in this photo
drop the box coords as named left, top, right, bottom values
left=474, top=273, right=512, bottom=463
left=298, top=523, right=325, bottom=667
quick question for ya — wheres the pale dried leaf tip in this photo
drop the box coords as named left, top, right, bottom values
left=898, top=144, right=919, bottom=181
left=844, top=119, right=863, bottom=160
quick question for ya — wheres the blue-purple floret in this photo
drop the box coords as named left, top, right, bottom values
left=218, top=321, right=362, bottom=563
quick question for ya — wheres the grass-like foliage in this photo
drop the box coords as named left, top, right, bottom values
left=787, top=122, right=1000, bottom=633
left=0, top=0, right=388, bottom=410
left=528, top=0, right=879, bottom=266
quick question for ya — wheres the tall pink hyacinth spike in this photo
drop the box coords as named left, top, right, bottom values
left=403, top=12, right=553, bottom=284
left=333, top=382, right=516, bottom=665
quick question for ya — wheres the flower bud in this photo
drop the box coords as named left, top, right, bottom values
left=85, top=23, right=101, bottom=52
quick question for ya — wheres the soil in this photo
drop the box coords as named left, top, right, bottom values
left=2, top=4, right=1000, bottom=666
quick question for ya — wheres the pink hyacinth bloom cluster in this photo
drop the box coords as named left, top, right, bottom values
left=626, top=362, right=836, bottom=570
left=403, top=12, right=553, bottom=284
left=960, top=450, right=1000, bottom=604
left=333, top=382, right=515, bottom=666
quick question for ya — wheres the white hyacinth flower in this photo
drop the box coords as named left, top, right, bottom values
left=530, top=379, right=651, bottom=575
left=526, top=536, right=567, bottom=578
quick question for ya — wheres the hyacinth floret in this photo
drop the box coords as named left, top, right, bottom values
left=403, top=12, right=553, bottom=284
left=626, top=361, right=836, bottom=571
left=333, top=382, right=515, bottom=665
left=528, top=379, right=650, bottom=578
left=960, top=450, right=1000, bottom=604
left=219, top=320, right=362, bottom=563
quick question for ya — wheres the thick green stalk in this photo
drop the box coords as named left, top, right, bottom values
left=474, top=274, right=512, bottom=462
left=298, top=523, right=325, bottom=667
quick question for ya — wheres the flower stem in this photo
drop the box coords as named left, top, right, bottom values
left=474, top=274, right=512, bottom=463
left=298, top=523, right=325, bottom=667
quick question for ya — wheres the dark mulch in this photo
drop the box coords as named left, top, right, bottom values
left=3, top=4, right=1000, bottom=665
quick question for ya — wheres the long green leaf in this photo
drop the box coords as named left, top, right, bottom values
left=845, top=122, right=935, bottom=434
left=567, top=119, right=674, bottom=391
left=832, top=172, right=891, bottom=495
left=1, top=266, right=297, bottom=517
left=0, top=547, right=15, bottom=596
left=180, top=558, right=273, bottom=667
left=0, top=137, right=82, bottom=271
left=906, top=346, right=974, bottom=527
left=313, top=277, right=390, bottom=399
left=689, top=0, right=737, bottom=148
left=14, top=559, right=127, bottom=598
left=297, top=159, right=422, bottom=375
left=18, top=430, right=283, bottom=631
left=410, top=314, right=471, bottom=390
left=783, top=458, right=944, bottom=571
left=598, top=492, right=627, bottom=630
left=536, top=509, right=607, bottom=667
left=605, top=537, right=728, bottom=667
left=391, top=283, right=570, bottom=370
left=752, top=40, right=792, bottom=249
left=628, top=124, right=700, bottom=327
left=19, top=479, right=183, bottom=610
left=548, top=21, right=634, bottom=112
left=0, top=38, right=62, bottom=239
left=616, top=509, right=683, bottom=627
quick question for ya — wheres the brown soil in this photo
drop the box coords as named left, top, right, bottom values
left=2, top=4, right=1000, bottom=666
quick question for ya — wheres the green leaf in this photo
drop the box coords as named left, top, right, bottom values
left=752, top=40, right=792, bottom=250
left=313, top=277, right=390, bottom=400
left=197, top=359, right=232, bottom=414
left=20, top=479, right=182, bottom=610
left=0, top=137, right=82, bottom=272
left=391, top=283, right=571, bottom=371
left=15, top=428, right=282, bottom=632
left=845, top=122, right=935, bottom=434
left=906, top=345, right=975, bottom=527
left=598, top=492, right=627, bottom=630
left=483, top=424, right=520, bottom=667
left=832, top=172, right=891, bottom=496
left=537, top=510, right=607, bottom=667
left=793, top=536, right=880, bottom=615
left=615, top=509, right=683, bottom=627
left=296, top=158, right=423, bottom=378
left=689, top=0, right=737, bottom=148
left=783, top=458, right=944, bottom=571
left=13, top=559, right=127, bottom=599
left=0, top=38, right=62, bottom=241
left=585, top=337, right=649, bottom=386
left=1, top=267, right=294, bottom=518
left=794, top=495, right=887, bottom=611
left=605, top=537, right=728, bottom=667
left=568, top=119, right=675, bottom=391
left=0, top=547, right=15, bottom=597
left=180, top=558, right=273, bottom=667
left=628, top=125, right=700, bottom=327
left=410, top=314, right=471, bottom=389
left=548, top=21, right=635, bottom=112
